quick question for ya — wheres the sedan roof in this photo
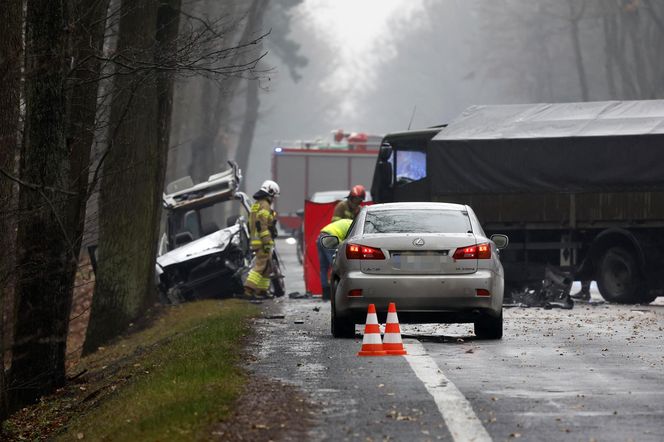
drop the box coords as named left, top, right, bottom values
left=366, top=202, right=466, bottom=212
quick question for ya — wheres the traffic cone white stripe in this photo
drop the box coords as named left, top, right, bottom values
left=383, top=333, right=402, bottom=344
left=363, top=333, right=382, bottom=345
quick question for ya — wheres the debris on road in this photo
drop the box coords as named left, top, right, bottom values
left=508, top=266, right=574, bottom=309
left=288, top=291, right=311, bottom=299
left=263, top=314, right=285, bottom=320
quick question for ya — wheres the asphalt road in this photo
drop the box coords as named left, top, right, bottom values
left=249, top=239, right=664, bottom=442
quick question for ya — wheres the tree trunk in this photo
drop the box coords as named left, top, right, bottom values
left=10, top=0, right=73, bottom=409
left=236, top=75, right=261, bottom=177
left=603, top=11, right=618, bottom=99
left=66, top=0, right=112, bottom=249
left=568, top=0, right=589, bottom=101
left=234, top=0, right=268, bottom=177
left=0, top=0, right=22, bottom=421
left=153, top=0, right=181, bottom=283
left=186, top=0, right=266, bottom=183
left=84, top=0, right=160, bottom=354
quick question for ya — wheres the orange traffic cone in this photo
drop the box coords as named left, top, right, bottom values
left=383, top=302, right=407, bottom=355
left=358, top=304, right=387, bottom=356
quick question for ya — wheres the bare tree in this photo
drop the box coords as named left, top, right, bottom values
left=84, top=0, right=162, bottom=353
left=85, top=0, right=269, bottom=352
left=10, top=0, right=74, bottom=409
left=0, top=0, right=22, bottom=421
left=8, top=0, right=111, bottom=410
left=568, top=0, right=590, bottom=100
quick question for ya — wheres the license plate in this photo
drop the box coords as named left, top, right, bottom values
left=391, top=251, right=448, bottom=271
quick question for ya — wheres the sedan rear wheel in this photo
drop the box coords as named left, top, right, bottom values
left=331, top=304, right=355, bottom=338
left=474, top=311, right=503, bottom=340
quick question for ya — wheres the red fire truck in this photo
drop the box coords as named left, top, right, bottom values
left=271, top=129, right=382, bottom=232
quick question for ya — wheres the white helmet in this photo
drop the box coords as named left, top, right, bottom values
left=260, top=179, right=280, bottom=197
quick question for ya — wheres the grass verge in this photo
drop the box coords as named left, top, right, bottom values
left=3, top=299, right=258, bottom=441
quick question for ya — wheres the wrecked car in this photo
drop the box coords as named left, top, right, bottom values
left=156, top=161, right=284, bottom=303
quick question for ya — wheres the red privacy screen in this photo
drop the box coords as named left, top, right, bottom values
left=302, top=200, right=372, bottom=295
left=303, top=201, right=337, bottom=295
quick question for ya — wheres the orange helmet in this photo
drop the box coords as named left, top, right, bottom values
left=349, top=184, right=366, bottom=200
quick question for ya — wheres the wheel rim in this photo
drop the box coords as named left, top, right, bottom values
left=603, top=254, right=632, bottom=297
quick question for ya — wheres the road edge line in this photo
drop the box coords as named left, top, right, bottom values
left=404, top=340, right=492, bottom=442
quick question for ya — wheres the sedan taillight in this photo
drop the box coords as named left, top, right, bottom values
left=453, top=243, right=491, bottom=260
left=346, top=243, right=386, bottom=260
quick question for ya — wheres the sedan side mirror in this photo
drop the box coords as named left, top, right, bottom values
left=491, top=234, right=509, bottom=249
left=320, top=234, right=340, bottom=249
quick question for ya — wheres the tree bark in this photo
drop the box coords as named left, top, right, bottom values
left=10, top=0, right=73, bottom=409
left=236, top=75, right=261, bottom=177
left=568, top=0, right=589, bottom=101
left=152, top=0, right=181, bottom=285
left=66, top=0, right=112, bottom=249
left=234, top=0, right=268, bottom=178
left=0, top=0, right=22, bottom=421
left=84, top=0, right=161, bottom=354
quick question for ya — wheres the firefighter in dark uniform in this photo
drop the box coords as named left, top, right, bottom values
left=242, top=180, right=280, bottom=300
left=331, top=184, right=366, bottom=222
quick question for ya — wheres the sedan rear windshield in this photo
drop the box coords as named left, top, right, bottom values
left=364, top=209, right=471, bottom=234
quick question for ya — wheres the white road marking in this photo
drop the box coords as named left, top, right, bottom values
left=404, top=340, right=492, bottom=442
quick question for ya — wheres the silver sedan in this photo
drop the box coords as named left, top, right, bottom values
left=324, top=202, right=508, bottom=339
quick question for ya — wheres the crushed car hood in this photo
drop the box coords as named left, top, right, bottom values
left=157, top=225, right=241, bottom=269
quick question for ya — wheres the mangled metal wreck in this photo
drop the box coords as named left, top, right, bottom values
left=156, top=162, right=283, bottom=303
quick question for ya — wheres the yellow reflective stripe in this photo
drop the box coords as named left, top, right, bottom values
left=331, top=216, right=341, bottom=222
left=250, top=240, right=262, bottom=247
left=259, top=230, right=271, bottom=238
left=258, top=277, right=270, bottom=290
left=258, top=209, right=271, bottom=217
left=247, top=270, right=262, bottom=284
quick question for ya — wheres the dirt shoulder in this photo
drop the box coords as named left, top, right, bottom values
left=2, top=299, right=317, bottom=441
left=211, top=375, right=316, bottom=441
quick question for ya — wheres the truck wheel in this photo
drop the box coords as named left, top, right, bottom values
left=474, top=311, right=503, bottom=340
left=638, top=292, right=658, bottom=305
left=331, top=305, right=355, bottom=338
left=597, top=246, right=645, bottom=304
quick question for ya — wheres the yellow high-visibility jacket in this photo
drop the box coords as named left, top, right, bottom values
left=250, top=198, right=275, bottom=250
left=320, top=218, right=353, bottom=242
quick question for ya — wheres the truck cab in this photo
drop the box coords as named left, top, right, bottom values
left=370, top=128, right=442, bottom=204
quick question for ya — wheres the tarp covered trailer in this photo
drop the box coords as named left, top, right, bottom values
left=375, top=100, right=664, bottom=303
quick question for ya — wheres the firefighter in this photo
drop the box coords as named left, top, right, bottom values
left=331, top=184, right=365, bottom=222
left=318, top=218, right=353, bottom=301
left=242, top=180, right=280, bottom=300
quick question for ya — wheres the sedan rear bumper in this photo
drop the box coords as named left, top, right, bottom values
left=333, top=269, right=503, bottom=323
